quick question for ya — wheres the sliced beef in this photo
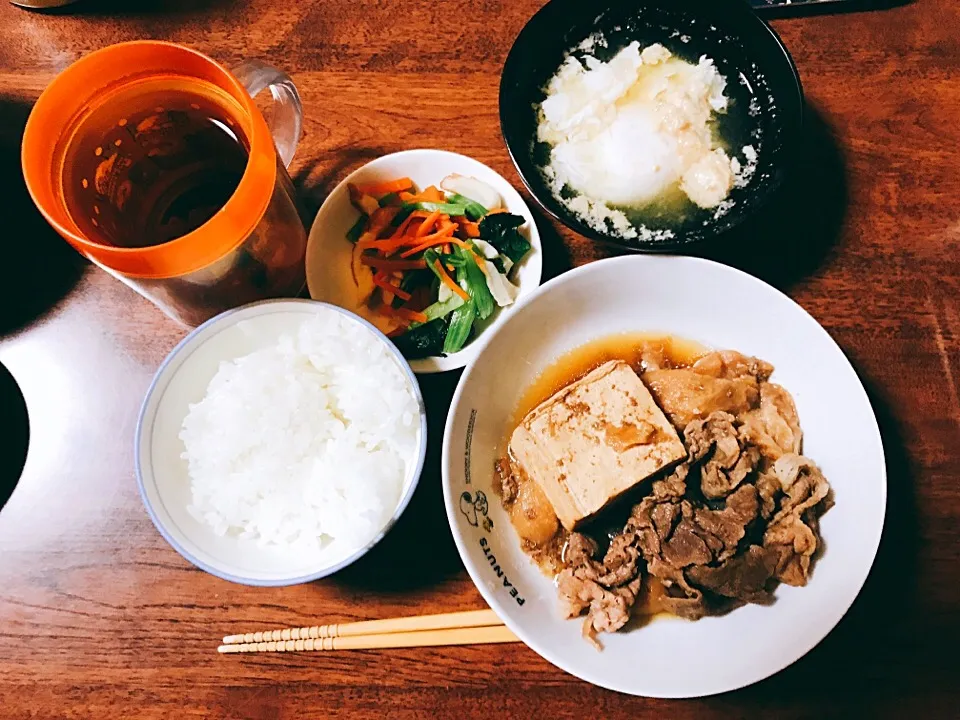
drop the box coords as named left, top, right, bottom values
left=564, top=532, right=599, bottom=566
left=630, top=466, right=760, bottom=618
left=596, top=532, right=642, bottom=586
left=647, top=556, right=707, bottom=620
left=684, top=412, right=760, bottom=499
left=692, top=350, right=775, bottom=382
left=686, top=544, right=779, bottom=603
left=643, top=369, right=760, bottom=430
left=755, top=471, right=781, bottom=520
left=651, top=464, right=689, bottom=500
left=762, top=454, right=831, bottom=586
left=629, top=483, right=707, bottom=619
left=650, top=500, right=681, bottom=539
left=771, top=454, right=831, bottom=519
left=557, top=531, right=644, bottom=643
left=739, top=383, right=803, bottom=463
left=545, top=351, right=833, bottom=644
left=556, top=569, right=641, bottom=635
left=662, top=512, right=713, bottom=567
left=691, top=484, right=759, bottom=562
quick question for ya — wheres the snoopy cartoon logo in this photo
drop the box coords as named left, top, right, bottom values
left=459, top=490, right=493, bottom=532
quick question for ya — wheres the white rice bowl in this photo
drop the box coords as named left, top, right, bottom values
left=181, top=312, right=420, bottom=554
left=136, top=300, right=427, bottom=586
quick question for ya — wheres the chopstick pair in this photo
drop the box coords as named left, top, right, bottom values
left=218, top=608, right=519, bottom=654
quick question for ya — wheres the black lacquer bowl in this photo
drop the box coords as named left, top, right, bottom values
left=499, top=0, right=803, bottom=252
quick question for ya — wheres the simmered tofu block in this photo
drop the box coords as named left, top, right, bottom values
left=509, top=360, right=686, bottom=530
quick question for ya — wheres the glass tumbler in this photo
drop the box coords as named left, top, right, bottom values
left=22, top=41, right=308, bottom=327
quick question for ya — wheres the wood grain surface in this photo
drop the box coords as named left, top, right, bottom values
left=1, top=1, right=958, bottom=718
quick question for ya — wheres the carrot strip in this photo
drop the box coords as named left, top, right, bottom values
left=399, top=229, right=465, bottom=258
left=355, top=177, right=413, bottom=197
left=422, top=186, right=444, bottom=202
left=356, top=213, right=429, bottom=251
left=378, top=305, right=428, bottom=324
left=469, top=250, right=488, bottom=275
left=373, top=274, right=412, bottom=301
left=434, top=260, right=470, bottom=301
left=360, top=256, right=428, bottom=271
left=357, top=237, right=391, bottom=250
left=394, top=307, right=429, bottom=324
left=373, top=273, right=396, bottom=305
left=455, top=218, right=480, bottom=237
left=360, top=235, right=420, bottom=256
left=391, top=215, right=417, bottom=238
left=416, top=210, right=442, bottom=238
left=406, top=185, right=444, bottom=203
left=390, top=211, right=430, bottom=236
left=398, top=191, right=416, bottom=202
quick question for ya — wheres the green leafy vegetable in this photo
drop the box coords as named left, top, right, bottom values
left=403, top=201, right=469, bottom=216
left=448, top=193, right=488, bottom=221
left=391, top=319, right=448, bottom=359
left=417, top=294, right=465, bottom=324
left=423, top=249, right=445, bottom=282
left=479, top=212, right=531, bottom=265
left=346, top=215, right=367, bottom=243
left=443, top=300, right=476, bottom=354
left=399, top=269, right=433, bottom=295
left=439, top=252, right=466, bottom=268
left=458, top=247, right=495, bottom=320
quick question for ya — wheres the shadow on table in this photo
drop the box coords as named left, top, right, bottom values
left=571, top=103, right=847, bottom=292
left=333, top=370, right=467, bottom=592
left=701, top=103, right=848, bottom=291
left=0, top=99, right=85, bottom=337
left=728, top=375, right=933, bottom=709
left=292, top=148, right=385, bottom=224
left=529, top=202, right=574, bottom=282
left=0, top=361, right=29, bottom=513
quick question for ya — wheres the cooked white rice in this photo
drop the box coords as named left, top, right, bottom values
left=179, top=312, right=421, bottom=555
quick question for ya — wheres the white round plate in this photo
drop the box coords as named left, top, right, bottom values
left=136, top=299, right=427, bottom=586
left=442, top=255, right=885, bottom=697
left=305, top=149, right=543, bottom=373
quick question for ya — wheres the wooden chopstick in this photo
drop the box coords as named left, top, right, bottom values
left=221, top=608, right=502, bottom=645
left=218, top=624, right=518, bottom=654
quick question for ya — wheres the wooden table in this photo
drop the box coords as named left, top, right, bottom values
left=1, top=1, right=957, bottom=717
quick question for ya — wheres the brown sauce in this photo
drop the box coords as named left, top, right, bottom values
left=507, top=332, right=708, bottom=431
left=494, top=333, right=710, bottom=615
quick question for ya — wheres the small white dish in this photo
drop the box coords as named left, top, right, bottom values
left=305, top=149, right=543, bottom=373
left=442, top=255, right=886, bottom=697
left=135, top=299, right=427, bottom=586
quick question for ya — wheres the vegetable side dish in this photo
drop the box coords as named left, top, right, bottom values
left=346, top=174, right=532, bottom=359
left=495, top=335, right=833, bottom=647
